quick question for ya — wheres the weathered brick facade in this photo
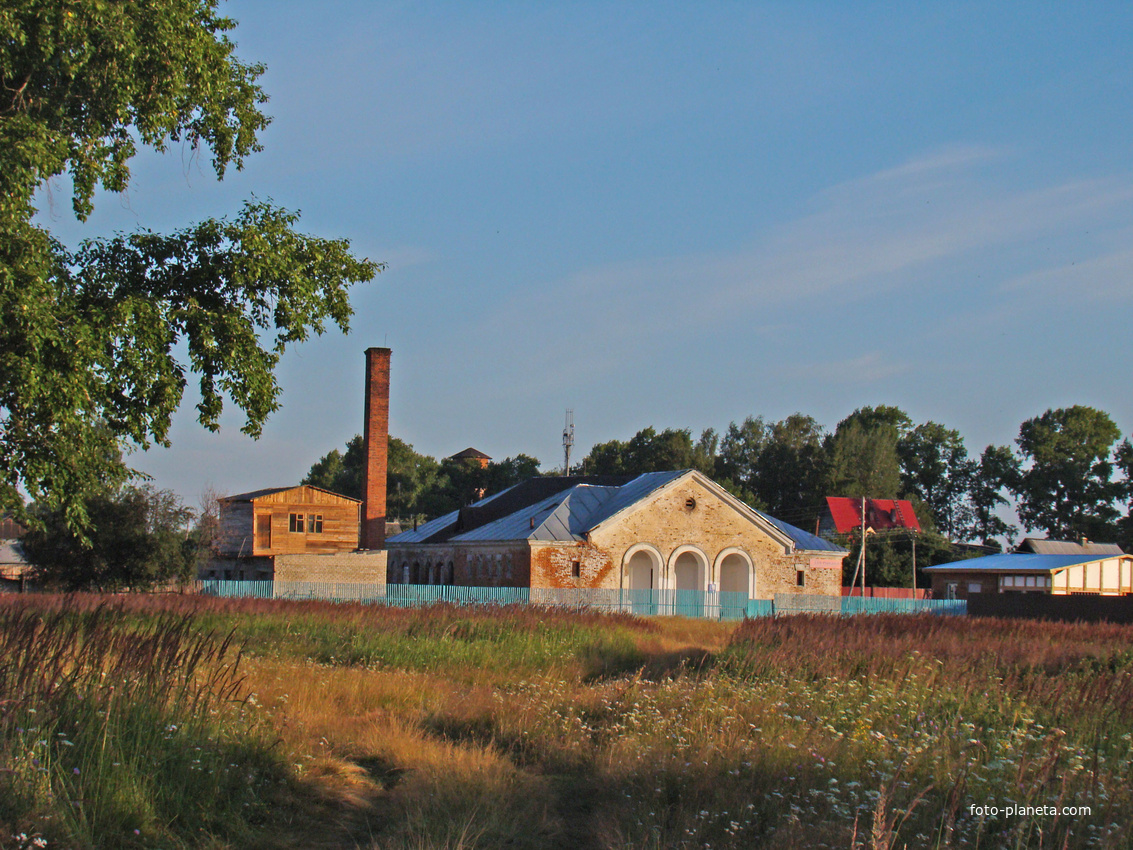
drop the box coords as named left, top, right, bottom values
left=387, top=471, right=845, bottom=598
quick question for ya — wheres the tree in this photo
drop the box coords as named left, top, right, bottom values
left=1116, top=440, right=1133, bottom=551
left=752, top=414, right=827, bottom=520
left=714, top=416, right=769, bottom=505
left=1, top=1, right=379, bottom=532
left=824, top=407, right=906, bottom=499
left=897, top=421, right=975, bottom=540
left=303, top=435, right=440, bottom=521
left=22, top=483, right=196, bottom=590
left=966, top=445, right=1018, bottom=546
left=582, top=426, right=715, bottom=478
left=1013, top=406, right=1123, bottom=541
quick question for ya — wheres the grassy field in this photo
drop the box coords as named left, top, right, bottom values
left=0, top=594, right=1130, bottom=849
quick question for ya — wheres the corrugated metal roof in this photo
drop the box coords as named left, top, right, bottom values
left=924, top=553, right=1130, bottom=573
left=757, top=512, right=846, bottom=553
left=1017, top=538, right=1125, bottom=555
left=825, top=497, right=922, bottom=533
left=582, top=470, right=689, bottom=531
left=386, top=509, right=461, bottom=544
left=451, top=483, right=631, bottom=542
left=391, top=469, right=847, bottom=552
left=451, top=471, right=686, bottom=543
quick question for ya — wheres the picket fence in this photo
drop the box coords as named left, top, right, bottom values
left=195, top=581, right=966, bottom=619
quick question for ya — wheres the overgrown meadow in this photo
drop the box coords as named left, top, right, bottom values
left=0, top=595, right=1130, bottom=849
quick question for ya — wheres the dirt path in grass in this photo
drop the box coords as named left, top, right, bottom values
left=242, top=617, right=737, bottom=849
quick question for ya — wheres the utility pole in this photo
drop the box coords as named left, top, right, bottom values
left=562, top=410, right=574, bottom=476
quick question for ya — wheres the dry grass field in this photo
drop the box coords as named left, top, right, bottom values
left=0, top=594, right=1130, bottom=849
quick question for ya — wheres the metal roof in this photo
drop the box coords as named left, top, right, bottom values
left=0, top=540, right=26, bottom=565
left=390, top=469, right=846, bottom=553
left=1016, top=538, right=1125, bottom=555
left=387, top=508, right=461, bottom=544
left=757, top=511, right=846, bottom=553
left=923, top=552, right=1131, bottom=573
left=449, top=473, right=687, bottom=542
left=825, top=497, right=922, bottom=533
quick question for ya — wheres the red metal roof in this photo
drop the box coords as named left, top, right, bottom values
left=825, top=497, right=922, bottom=533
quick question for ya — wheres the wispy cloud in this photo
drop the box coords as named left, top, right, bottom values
left=782, top=351, right=913, bottom=385
left=475, top=147, right=1133, bottom=392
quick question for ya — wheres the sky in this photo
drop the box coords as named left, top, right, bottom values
left=36, top=1, right=1133, bottom=507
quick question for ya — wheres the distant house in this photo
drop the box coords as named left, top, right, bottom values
left=448, top=447, right=492, bottom=469
left=820, top=497, right=922, bottom=537
left=387, top=469, right=847, bottom=598
left=924, top=545, right=1133, bottom=599
left=204, top=485, right=385, bottom=583
left=0, top=515, right=30, bottom=589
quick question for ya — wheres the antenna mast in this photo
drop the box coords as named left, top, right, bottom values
left=562, top=410, right=574, bottom=476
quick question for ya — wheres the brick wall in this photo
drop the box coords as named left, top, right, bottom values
left=362, top=347, right=391, bottom=550
left=590, top=476, right=842, bottom=597
left=274, top=551, right=387, bottom=584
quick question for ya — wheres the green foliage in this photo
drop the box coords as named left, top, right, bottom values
left=581, top=426, right=716, bottom=477
left=1014, top=406, right=1123, bottom=541
left=840, top=528, right=957, bottom=588
left=968, top=444, right=1018, bottom=545
left=303, top=437, right=537, bottom=520
left=897, top=421, right=975, bottom=540
left=21, top=484, right=196, bottom=591
left=0, top=0, right=379, bottom=533
left=825, top=407, right=904, bottom=499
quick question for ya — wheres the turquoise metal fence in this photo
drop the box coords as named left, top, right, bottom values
left=529, top=588, right=750, bottom=620
left=195, top=581, right=965, bottom=619
left=773, top=594, right=967, bottom=617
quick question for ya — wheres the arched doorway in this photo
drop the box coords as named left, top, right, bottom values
left=672, top=549, right=706, bottom=591
left=622, top=545, right=664, bottom=615
left=718, top=551, right=751, bottom=595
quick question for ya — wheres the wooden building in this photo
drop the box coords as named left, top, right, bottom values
left=206, top=485, right=361, bottom=580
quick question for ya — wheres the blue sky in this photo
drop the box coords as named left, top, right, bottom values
left=37, top=2, right=1133, bottom=504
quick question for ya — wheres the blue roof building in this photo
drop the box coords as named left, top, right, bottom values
left=387, top=469, right=847, bottom=599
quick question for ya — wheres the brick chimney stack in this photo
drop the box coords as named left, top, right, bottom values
left=361, top=347, right=391, bottom=550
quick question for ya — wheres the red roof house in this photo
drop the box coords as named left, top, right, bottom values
left=822, top=497, right=922, bottom=535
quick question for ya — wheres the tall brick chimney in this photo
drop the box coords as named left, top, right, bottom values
left=361, top=347, right=391, bottom=550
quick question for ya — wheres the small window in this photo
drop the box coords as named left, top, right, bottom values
left=796, top=570, right=805, bottom=587
left=968, top=582, right=982, bottom=594
left=308, top=514, right=323, bottom=534
left=289, top=513, right=304, bottom=533
left=572, top=560, right=581, bottom=579
left=685, top=497, right=697, bottom=510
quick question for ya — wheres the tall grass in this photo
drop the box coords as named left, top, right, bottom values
left=4, top=593, right=1130, bottom=849
left=0, top=596, right=287, bottom=849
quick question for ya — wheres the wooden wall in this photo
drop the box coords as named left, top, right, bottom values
left=217, top=486, right=360, bottom=556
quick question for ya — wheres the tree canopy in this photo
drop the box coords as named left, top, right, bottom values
left=1, top=0, right=379, bottom=532
left=22, top=481, right=197, bottom=590
left=1013, top=406, right=1123, bottom=541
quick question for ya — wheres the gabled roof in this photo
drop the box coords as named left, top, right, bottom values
left=1016, top=538, right=1124, bottom=556
left=220, top=485, right=360, bottom=503
left=388, top=470, right=846, bottom=553
left=924, top=552, right=1131, bottom=574
left=825, top=497, right=921, bottom=533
